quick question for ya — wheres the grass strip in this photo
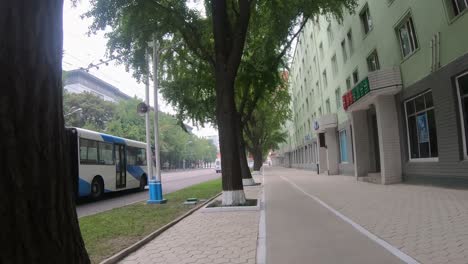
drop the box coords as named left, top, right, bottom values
left=79, top=178, right=221, bottom=263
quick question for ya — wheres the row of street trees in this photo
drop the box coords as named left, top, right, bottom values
left=64, top=91, right=217, bottom=168
left=2, top=0, right=357, bottom=262
left=85, top=0, right=356, bottom=205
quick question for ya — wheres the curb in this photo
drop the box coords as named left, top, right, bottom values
left=256, top=171, right=266, bottom=264
left=100, top=192, right=222, bottom=264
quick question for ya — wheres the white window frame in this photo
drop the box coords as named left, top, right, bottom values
left=331, top=54, right=338, bottom=76
left=396, top=15, right=419, bottom=59
left=367, top=49, right=380, bottom=72
left=327, top=24, right=333, bottom=45
left=353, top=69, right=359, bottom=84
left=347, top=30, right=354, bottom=55
left=448, top=0, right=468, bottom=18
left=335, top=87, right=342, bottom=109
left=456, top=71, right=468, bottom=159
left=323, top=70, right=328, bottom=88
left=404, top=90, right=439, bottom=162
left=341, top=40, right=348, bottom=63
left=346, top=77, right=352, bottom=90
left=360, top=4, right=373, bottom=36
left=319, top=42, right=324, bottom=59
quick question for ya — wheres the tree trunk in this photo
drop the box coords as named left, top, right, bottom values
left=212, top=0, right=251, bottom=205
left=237, top=116, right=255, bottom=186
left=215, top=75, right=245, bottom=205
left=0, top=1, right=90, bottom=263
left=253, top=148, right=263, bottom=171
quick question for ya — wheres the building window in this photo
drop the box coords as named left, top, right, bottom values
left=397, top=15, right=419, bottom=58
left=327, top=24, right=334, bottom=45
left=447, top=0, right=468, bottom=18
left=319, top=42, right=324, bottom=59
left=353, top=69, right=359, bottom=84
left=325, top=99, right=331, bottom=113
left=360, top=5, right=373, bottom=35
left=339, top=130, right=348, bottom=162
left=331, top=55, right=338, bottom=76
left=335, top=87, right=342, bottom=108
left=341, top=40, right=348, bottom=63
left=367, top=49, right=380, bottom=72
left=347, top=30, right=354, bottom=55
left=346, top=77, right=352, bottom=90
left=313, top=56, right=317, bottom=72
left=404, top=90, right=438, bottom=159
left=323, top=70, right=328, bottom=88
left=456, top=72, right=468, bottom=158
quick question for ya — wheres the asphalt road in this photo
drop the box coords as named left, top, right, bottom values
left=76, top=168, right=220, bottom=218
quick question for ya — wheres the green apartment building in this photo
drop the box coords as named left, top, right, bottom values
left=276, top=0, right=468, bottom=184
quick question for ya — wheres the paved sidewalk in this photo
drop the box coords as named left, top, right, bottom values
left=266, top=167, right=468, bottom=264
left=119, top=177, right=262, bottom=264
left=265, top=168, right=404, bottom=264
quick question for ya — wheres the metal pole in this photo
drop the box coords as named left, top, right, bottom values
left=144, top=49, right=153, bottom=184
left=147, top=34, right=166, bottom=204
left=152, top=35, right=161, bottom=182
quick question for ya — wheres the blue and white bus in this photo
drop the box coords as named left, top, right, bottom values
left=66, top=127, right=153, bottom=199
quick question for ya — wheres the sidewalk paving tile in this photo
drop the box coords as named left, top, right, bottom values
left=119, top=177, right=262, bottom=264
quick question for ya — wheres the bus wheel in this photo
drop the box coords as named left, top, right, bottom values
left=139, top=175, right=147, bottom=191
left=91, top=177, right=104, bottom=199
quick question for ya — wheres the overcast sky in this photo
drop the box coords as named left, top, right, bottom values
left=62, top=0, right=217, bottom=137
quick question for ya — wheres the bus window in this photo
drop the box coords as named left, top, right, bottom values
left=79, top=138, right=99, bottom=164
left=127, top=147, right=147, bottom=166
left=98, top=142, right=114, bottom=165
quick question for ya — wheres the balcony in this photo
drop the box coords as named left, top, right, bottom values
left=343, top=68, right=403, bottom=112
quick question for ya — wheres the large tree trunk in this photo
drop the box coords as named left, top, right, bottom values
left=0, top=1, right=90, bottom=263
left=253, top=148, right=264, bottom=171
left=215, top=74, right=245, bottom=205
left=212, top=0, right=251, bottom=205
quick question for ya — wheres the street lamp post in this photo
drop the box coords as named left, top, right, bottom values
left=144, top=50, right=154, bottom=200
left=148, top=34, right=166, bottom=204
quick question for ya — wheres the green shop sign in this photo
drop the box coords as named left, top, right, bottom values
left=351, top=77, right=370, bottom=103
left=343, top=77, right=371, bottom=110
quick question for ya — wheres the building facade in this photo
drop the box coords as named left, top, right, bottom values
left=64, top=69, right=131, bottom=102
left=277, top=0, right=468, bottom=184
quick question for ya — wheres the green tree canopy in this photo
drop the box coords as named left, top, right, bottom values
left=63, top=90, right=116, bottom=131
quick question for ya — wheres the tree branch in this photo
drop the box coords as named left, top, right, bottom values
left=226, top=0, right=252, bottom=77
left=275, top=17, right=309, bottom=65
